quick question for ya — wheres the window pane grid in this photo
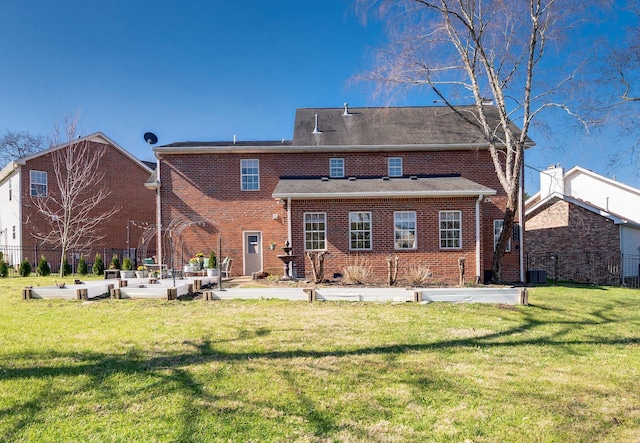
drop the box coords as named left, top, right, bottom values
left=349, top=212, right=372, bottom=250
left=304, top=213, right=326, bottom=251
left=388, top=157, right=402, bottom=177
left=329, top=158, right=344, bottom=178
left=30, top=171, right=47, bottom=197
left=394, top=211, right=416, bottom=250
left=240, top=159, right=259, bottom=190
left=439, top=211, right=461, bottom=249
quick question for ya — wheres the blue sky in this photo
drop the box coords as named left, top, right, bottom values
left=1, top=0, right=637, bottom=193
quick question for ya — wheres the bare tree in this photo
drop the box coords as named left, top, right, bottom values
left=359, top=0, right=591, bottom=282
left=0, top=130, right=45, bottom=166
left=29, top=116, right=120, bottom=277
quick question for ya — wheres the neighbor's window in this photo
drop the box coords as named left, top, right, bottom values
left=30, top=170, right=47, bottom=197
left=12, top=225, right=15, bottom=240
left=388, top=157, right=403, bottom=177
left=8, top=179, right=11, bottom=201
left=240, top=159, right=259, bottom=191
left=329, top=158, right=344, bottom=178
left=494, top=219, right=511, bottom=252
left=394, top=211, right=416, bottom=250
left=304, top=212, right=326, bottom=251
left=349, top=212, right=372, bottom=250
left=439, top=210, right=462, bottom=249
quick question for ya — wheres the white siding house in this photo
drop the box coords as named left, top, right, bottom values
left=0, top=167, right=23, bottom=265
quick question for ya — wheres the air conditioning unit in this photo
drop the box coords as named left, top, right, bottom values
left=526, top=269, right=547, bottom=284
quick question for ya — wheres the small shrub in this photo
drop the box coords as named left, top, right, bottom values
left=208, top=251, right=217, bottom=268
left=19, top=258, right=31, bottom=277
left=109, top=254, right=121, bottom=270
left=62, top=257, right=72, bottom=276
left=93, top=253, right=104, bottom=276
left=77, top=255, right=88, bottom=275
left=122, top=257, right=133, bottom=271
left=0, top=260, right=8, bottom=278
left=342, top=259, right=373, bottom=284
left=406, top=263, right=433, bottom=287
left=37, top=255, right=50, bottom=277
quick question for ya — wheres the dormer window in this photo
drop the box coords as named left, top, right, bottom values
left=329, top=158, right=344, bottom=178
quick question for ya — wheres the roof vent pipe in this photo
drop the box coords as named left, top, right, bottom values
left=233, top=134, right=236, bottom=144
left=312, top=114, right=322, bottom=134
left=343, top=102, right=351, bottom=116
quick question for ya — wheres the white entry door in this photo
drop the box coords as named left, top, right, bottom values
left=243, top=231, right=262, bottom=275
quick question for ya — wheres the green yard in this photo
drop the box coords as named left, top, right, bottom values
left=1, top=277, right=639, bottom=442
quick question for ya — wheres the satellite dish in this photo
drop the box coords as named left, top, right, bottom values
left=143, top=132, right=158, bottom=145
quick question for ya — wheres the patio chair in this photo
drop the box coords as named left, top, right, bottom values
left=220, top=257, right=233, bottom=279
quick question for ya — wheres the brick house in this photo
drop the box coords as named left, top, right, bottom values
left=0, top=132, right=156, bottom=269
left=149, top=105, right=526, bottom=284
left=525, top=165, right=640, bottom=285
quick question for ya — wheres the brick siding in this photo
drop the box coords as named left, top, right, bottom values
left=21, top=141, right=156, bottom=258
left=159, top=149, right=522, bottom=283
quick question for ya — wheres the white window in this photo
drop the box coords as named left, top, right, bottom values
left=329, top=158, right=344, bottom=178
left=240, top=159, right=259, bottom=191
left=394, top=211, right=416, bottom=250
left=304, top=212, right=326, bottom=251
left=388, top=157, right=403, bottom=177
left=8, top=179, right=11, bottom=201
left=439, top=211, right=462, bottom=249
left=494, top=219, right=511, bottom=252
left=349, top=212, right=372, bottom=250
left=30, top=170, right=47, bottom=197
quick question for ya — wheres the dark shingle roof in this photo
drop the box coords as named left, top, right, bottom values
left=272, top=176, right=496, bottom=199
left=292, top=106, right=514, bottom=146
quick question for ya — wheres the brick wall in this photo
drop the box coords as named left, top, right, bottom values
left=525, top=199, right=620, bottom=283
left=159, top=148, right=522, bottom=283
left=21, top=141, right=156, bottom=258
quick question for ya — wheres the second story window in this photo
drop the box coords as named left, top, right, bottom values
left=30, top=170, right=47, bottom=197
left=388, top=157, right=403, bottom=177
left=240, top=159, right=259, bottom=191
left=494, top=219, right=512, bottom=252
left=329, top=158, right=344, bottom=178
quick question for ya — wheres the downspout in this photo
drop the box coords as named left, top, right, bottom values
left=287, top=197, right=292, bottom=246
left=475, top=194, right=483, bottom=284
left=155, top=154, right=162, bottom=267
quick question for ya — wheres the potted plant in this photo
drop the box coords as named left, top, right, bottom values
left=185, top=257, right=199, bottom=274
left=195, top=252, right=205, bottom=269
left=207, top=251, right=218, bottom=277
left=120, top=257, right=135, bottom=278
left=135, top=265, right=148, bottom=278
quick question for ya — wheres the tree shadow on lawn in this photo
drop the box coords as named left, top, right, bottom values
left=1, top=299, right=639, bottom=441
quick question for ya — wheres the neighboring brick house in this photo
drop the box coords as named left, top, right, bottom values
left=0, top=132, right=156, bottom=270
left=149, top=105, right=526, bottom=284
left=525, top=165, right=640, bottom=285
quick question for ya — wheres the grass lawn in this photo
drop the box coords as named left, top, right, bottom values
left=0, top=276, right=639, bottom=442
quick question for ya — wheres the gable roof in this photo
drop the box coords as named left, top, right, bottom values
left=272, top=175, right=496, bottom=200
left=293, top=105, right=532, bottom=147
left=0, top=132, right=152, bottom=183
left=525, top=192, right=640, bottom=228
left=154, top=105, right=533, bottom=154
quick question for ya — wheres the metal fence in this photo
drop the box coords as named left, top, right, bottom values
left=0, top=245, right=142, bottom=276
left=526, top=251, right=640, bottom=288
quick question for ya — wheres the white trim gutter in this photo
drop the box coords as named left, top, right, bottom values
left=273, top=190, right=497, bottom=200
left=154, top=143, right=497, bottom=155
